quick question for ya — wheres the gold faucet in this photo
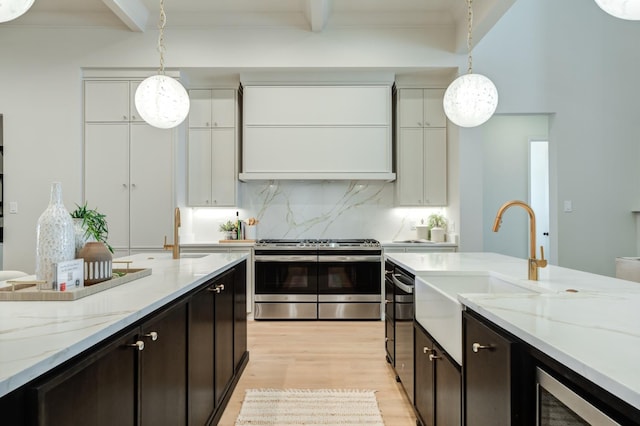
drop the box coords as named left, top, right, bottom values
left=492, top=200, right=547, bottom=280
left=163, top=207, right=181, bottom=259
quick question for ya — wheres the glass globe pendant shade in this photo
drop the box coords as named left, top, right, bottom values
left=0, top=0, right=35, bottom=23
left=443, top=73, right=499, bottom=128
left=135, top=74, right=190, bottom=129
left=594, top=0, right=640, bottom=20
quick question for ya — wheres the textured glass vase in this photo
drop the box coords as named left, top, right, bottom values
left=36, top=182, right=75, bottom=288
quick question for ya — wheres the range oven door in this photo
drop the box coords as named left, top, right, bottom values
left=254, top=251, right=318, bottom=319
left=317, top=251, right=381, bottom=320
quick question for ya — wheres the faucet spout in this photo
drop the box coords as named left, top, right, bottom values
left=492, top=200, right=547, bottom=280
left=163, top=207, right=181, bottom=259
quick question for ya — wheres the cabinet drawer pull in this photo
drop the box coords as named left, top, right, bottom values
left=428, top=353, right=441, bottom=362
left=128, top=340, right=145, bottom=351
left=423, top=346, right=432, bottom=354
left=472, top=342, right=493, bottom=353
left=144, top=331, right=158, bottom=341
left=208, top=284, right=225, bottom=293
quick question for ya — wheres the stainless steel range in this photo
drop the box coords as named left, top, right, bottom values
left=254, top=239, right=382, bottom=320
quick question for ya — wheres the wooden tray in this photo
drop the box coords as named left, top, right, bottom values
left=0, top=268, right=152, bottom=301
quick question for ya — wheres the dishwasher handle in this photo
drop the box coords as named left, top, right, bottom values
left=392, top=274, right=414, bottom=294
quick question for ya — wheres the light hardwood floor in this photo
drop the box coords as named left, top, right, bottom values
left=218, top=318, right=417, bottom=425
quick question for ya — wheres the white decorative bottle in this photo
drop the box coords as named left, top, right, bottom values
left=36, top=182, right=75, bottom=288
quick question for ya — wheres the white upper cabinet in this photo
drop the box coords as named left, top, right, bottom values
left=398, top=88, right=446, bottom=128
left=187, top=89, right=238, bottom=207
left=396, top=88, right=448, bottom=206
left=84, top=80, right=144, bottom=122
left=188, top=89, right=236, bottom=128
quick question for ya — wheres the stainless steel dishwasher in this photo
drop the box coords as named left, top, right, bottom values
left=392, top=265, right=415, bottom=403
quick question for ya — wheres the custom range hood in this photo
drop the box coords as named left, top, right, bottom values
left=238, top=73, right=396, bottom=182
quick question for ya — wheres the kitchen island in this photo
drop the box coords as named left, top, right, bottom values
left=386, top=251, right=640, bottom=424
left=0, top=252, right=248, bottom=425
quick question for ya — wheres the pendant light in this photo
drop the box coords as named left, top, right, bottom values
left=135, top=0, right=190, bottom=129
left=0, top=0, right=35, bottom=23
left=443, top=0, right=498, bottom=128
left=594, top=0, right=640, bottom=20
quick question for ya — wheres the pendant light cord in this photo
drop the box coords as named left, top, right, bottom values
left=157, top=0, right=167, bottom=75
left=467, top=0, right=473, bottom=74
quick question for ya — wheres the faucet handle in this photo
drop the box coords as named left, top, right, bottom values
left=538, top=245, right=548, bottom=267
left=163, top=235, right=172, bottom=250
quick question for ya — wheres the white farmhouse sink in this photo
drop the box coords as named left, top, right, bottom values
left=415, top=273, right=544, bottom=365
left=180, top=253, right=209, bottom=259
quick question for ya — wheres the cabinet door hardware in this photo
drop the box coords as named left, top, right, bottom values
left=428, top=353, right=441, bottom=362
left=127, top=340, right=145, bottom=351
left=472, top=342, right=493, bottom=353
left=423, top=346, right=432, bottom=354
left=144, top=331, right=158, bottom=341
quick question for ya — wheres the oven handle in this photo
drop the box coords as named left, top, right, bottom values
left=392, top=274, right=414, bottom=294
left=255, top=255, right=317, bottom=262
left=317, top=255, right=381, bottom=262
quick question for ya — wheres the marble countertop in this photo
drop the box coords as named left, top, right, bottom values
left=380, top=241, right=457, bottom=248
left=385, top=252, right=640, bottom=408
left=181, top=240, right=255, bottom=248
left=0, top=252, right=247, bottom=398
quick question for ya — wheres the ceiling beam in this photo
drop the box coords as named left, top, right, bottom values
left=102, top=0, right=149, bottom=32
left=304, top=0, right=332, bottom=32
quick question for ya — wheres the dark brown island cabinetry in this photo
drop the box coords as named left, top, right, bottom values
left=463, top=309, right=640, bottom=425
left=414, top=323, right=461, bottom=426
left=3, top=260, right=248, bottom=426
left=189, top=266, right=247, bottom=425
left=462, top=310, right=532, bottom=426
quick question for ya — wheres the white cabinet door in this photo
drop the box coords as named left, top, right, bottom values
left=129, top=80, right=144, bottom=122
left=211, top=128, right=236, bottom=206
left=397, top=128, right=425, bottom=206
left=85, top=81, right=130, bottom=122
left=187, top=128, right=236, bottom=206
left=398, top=89, right=446, bottom=128
left=188, top=129, right=213, bottom=206
left=129, top=124, right=173, bottom=248
left=423, top=128, right=447, bottom=206
left=85, top=81, right=144, bottom=122
left=399, top=88, right=424, bottom=128
left=188, top=90, right=213, bottom=128
left=189, top=89, right=235, bottom=128
left=211, top=90, right=236, bottom=128
left=84, top=123, right=130, bottom=251
left=423, top=89, right=446, bottom=128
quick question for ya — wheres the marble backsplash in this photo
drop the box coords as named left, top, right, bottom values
left=180, top=181, right=450, bottom=243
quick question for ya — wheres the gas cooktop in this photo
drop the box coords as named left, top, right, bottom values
left=255, top=238, right=380, bottom=249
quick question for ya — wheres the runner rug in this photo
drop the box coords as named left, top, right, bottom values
left=235, top=388, right=385, bottom=425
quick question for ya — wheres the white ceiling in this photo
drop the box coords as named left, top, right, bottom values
left=16, top=0, right=515, bottom=52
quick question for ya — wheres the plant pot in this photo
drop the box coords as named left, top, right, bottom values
left=79, top=241, right=112, bottom=286
left=430, top=227, right=446, bottom=243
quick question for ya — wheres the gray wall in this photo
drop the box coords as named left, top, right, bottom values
left=462, top=0, right=640, bottom=276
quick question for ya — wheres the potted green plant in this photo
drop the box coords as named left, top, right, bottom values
left=70, top=202, right=113, bottom=254
left=219, top=220, right=238, bottom=240
left=427, top=213, right=448, bottom=242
